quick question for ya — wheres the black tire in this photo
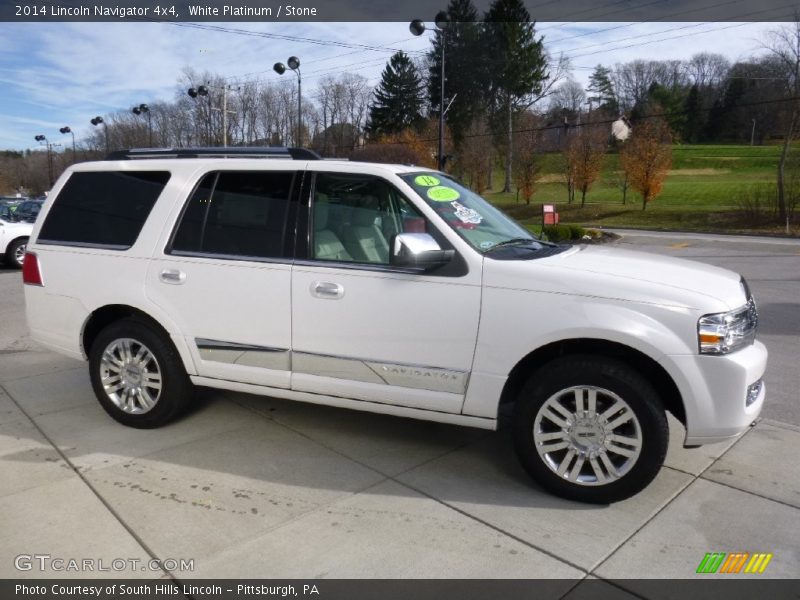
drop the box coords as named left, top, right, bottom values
left=512, top=354, right=668, bottom=504
left=5, top=237, right=27, bottom=269
left=89, top=318, right=193, bottom=428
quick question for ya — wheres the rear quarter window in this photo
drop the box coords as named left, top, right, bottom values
left=38, top=171, right=171, bottom=249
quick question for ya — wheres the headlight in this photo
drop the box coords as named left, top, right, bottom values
left=698, top=281, right=758, bottom=355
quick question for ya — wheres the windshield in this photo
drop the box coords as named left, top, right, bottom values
left=400, top=172, right=543, bottom=253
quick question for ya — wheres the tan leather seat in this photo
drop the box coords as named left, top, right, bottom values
left=314, top=198, right=352, bottom=261
left=341, top=207, right=390, bottom=263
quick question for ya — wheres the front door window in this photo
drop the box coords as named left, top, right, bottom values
left=311, top=173, right=427, bottom=265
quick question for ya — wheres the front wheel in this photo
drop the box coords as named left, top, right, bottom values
left=513, top=355, right=668, bottom=504
left=89, top=318, right=194, bottom=428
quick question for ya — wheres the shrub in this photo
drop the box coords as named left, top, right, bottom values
left=542, top=224, right=573, bottom=242
left=567, top=224, right=587, bottom=239
left=542, top=224, right=588, bottom=242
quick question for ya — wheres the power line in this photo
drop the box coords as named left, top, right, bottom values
left=542, top=0, right=740, bottom=43
left=162, top=21, right=426, bottom=55
left=361, top=94, right=800, bottom=148
left=222, top=36, right=422, bottom=84
left=556, top=5, right=796, bottom=61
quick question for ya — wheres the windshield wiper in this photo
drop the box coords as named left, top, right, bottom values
left=485, top=237, right=542, bottom=251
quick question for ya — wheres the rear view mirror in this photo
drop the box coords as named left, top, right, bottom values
left=390, top=233, right=454, bottom=272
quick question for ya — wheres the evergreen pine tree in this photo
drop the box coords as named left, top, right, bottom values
left=682, top=84, right=703, bottom=143
left=586, top=65, right=618, bottom=115
left=366, top=52, right=424, bottom=139
left=482, top=0, right=548, bottom=192
left=428, top=0, right=485, bottom=148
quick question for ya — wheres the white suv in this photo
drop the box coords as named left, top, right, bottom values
left=23, top=147, right=767, bottom=503
left=0, top=212, right=32, bottom=268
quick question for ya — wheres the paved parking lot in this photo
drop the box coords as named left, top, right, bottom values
left=0, top=231, right=798, bottom=590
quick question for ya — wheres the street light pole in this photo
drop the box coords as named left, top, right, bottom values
left=751, top=118, right=756, bottom=146
left=439, top=35, right=445, bottom=171
left=410, top=12, right=450, bottom=170
left=91, top=116, right=108, bottom=154
left=274, top=57, right=302, bottom=146
left=34, top=134, right=56, bottom=187
left=132, top=104, right=152, bottom=146
left=188, top=84, right=236, bottom=147
left=188, top=85, right=210, bottom=145
left=59, top=126, right=76, bottom=160
left=59, top=127, right=75, bottom=159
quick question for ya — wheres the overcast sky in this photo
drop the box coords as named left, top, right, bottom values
left=0, top=21, right=779, bottom=151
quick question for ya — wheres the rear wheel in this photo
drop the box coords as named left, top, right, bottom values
left=89, top=318, right=193, bottom=428
left=513, top=355, right=668, bottom=504
left=5, top=238, right=27, bottom=269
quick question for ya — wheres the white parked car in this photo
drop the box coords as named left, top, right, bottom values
left=23, top=148, right=766, bottom=503
left=0, top=213, right=32, bottom=268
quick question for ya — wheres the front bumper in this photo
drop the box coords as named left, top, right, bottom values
left=660, top=341, right=768, bottom=446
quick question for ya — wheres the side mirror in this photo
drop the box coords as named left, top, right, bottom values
left=391, top=233, right=454, bottom=272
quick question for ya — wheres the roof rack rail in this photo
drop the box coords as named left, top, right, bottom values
left=104, top=147, right=321, bottom=161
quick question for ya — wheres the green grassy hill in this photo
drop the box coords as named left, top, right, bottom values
left=482, top=144, right=797, bottom=235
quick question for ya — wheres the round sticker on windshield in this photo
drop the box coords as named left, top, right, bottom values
left=414, top=175, right=440, bottom=187
left=427, top=186, right=460, bottom=202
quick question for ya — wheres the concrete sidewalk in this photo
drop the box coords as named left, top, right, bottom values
left=1, top=229, right=798, bottom=588
left=1, top=350, right=798, bottom=585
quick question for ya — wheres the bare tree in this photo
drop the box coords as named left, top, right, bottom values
left=549, top=79, right=586, bottom=114
left=613, top=60, right=662, bottom=111
left=512, top=111, right=542, bottom=204
left=686, top=52, right=730, bottom=89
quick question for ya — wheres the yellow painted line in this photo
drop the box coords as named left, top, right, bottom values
left=668, top=242, right=691, bottom=249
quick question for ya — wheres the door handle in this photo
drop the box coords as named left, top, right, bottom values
left=311, top=281, right=344, bottom=299
left=159, top=269, right=186, bottom=284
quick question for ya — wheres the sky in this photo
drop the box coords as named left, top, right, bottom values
left=0, top=20, right=780, bottom=151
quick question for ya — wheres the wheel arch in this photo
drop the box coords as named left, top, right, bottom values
left=8, top=234, right=30, bottom=246
left=4, top=235, right=29, bottom=255
left=499, top=338, right=686, bottom=427
left=81, top=304, right=196, bottom=375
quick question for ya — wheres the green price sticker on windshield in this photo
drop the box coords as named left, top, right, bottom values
left=427, top=186, right=460, bottom=202
left=414, top=175, right=440, bottom=187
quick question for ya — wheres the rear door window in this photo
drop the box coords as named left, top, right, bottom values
left=38, top=171, right=170, bottom=248
left=170, top=171, right=295, bottom=260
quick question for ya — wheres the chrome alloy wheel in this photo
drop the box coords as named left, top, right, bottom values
left=99, top=338, right=162, bottom=414
left=533, top=386, right=642, bottom=486
left=14, top=241, right=26, bottom=266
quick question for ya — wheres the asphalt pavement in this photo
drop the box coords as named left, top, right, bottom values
left=0, top=231, right=797, bottom=592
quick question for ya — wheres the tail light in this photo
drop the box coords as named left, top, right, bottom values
left=22, top=252, right=43, bottom=286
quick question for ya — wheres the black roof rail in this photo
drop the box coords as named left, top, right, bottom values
left=104, top=147, right=321, bottom=161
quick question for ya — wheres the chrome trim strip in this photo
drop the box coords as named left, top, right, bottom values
left=195, top=338, right=290, bottom=371
left=294, top=350, right=468, bottom=394
left=37, top=240, right=131, bottom=251
left=169, top=250, right=292, bottom=266
left=365, top=361, right=468, bottom=395
left=291, top=259, right=422, bottom=275
left=193, top=340, right=469, bottom=394
left=195, top=338, right=288, bottom=353
left=293, top=352, right=384, bottom=385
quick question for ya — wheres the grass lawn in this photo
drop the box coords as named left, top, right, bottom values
left=480, top=144, right=799, bottom=236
